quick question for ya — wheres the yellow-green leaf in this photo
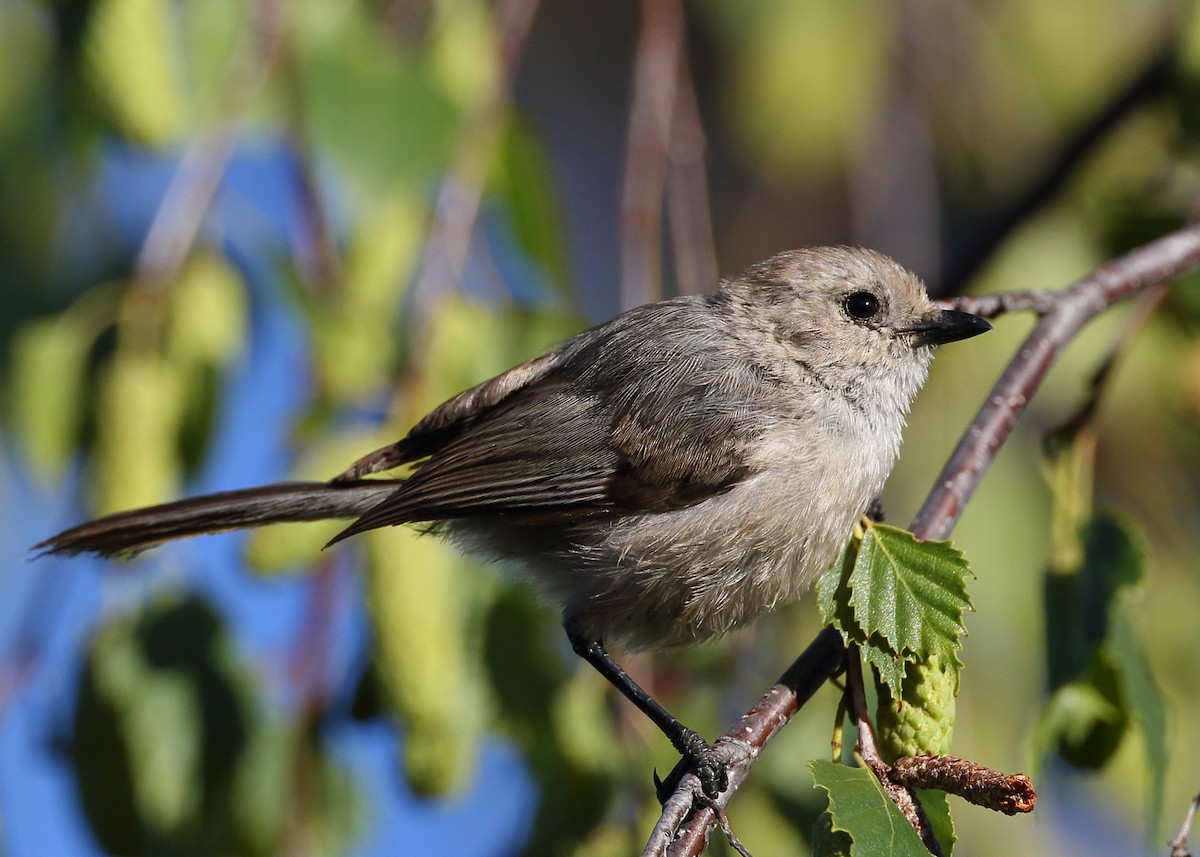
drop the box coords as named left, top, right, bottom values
left=10, top=315, right=93, bottom=480
left=364, top=524, right=482, bottom=795
left=83, top=0, right=189, bottom=145
left=92, top=351, right=185, bottom=516
left=167, top=253, right=247, bottom=366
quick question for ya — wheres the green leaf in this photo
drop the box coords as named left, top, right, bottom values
left=847, top=523, right=973, bottom=668
left=809, top=760, right=929, bottom=857
left=818, top=525, right=972, bottom=696
left=82, top=0, right=189, bottom=145
left=491, top=117, right=569, bottom=293
left=916, top=789, right=956, bottom=857
left=1029, top=664, right=1127, bottom=773
left=10, top=315, right=93, bottom=480
left=1108, top=602, right=1166, bottom=845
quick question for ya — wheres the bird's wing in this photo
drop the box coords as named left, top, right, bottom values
left=332, top=350, right=565, bottom=481
left=328, top=357, right=766, bottom=543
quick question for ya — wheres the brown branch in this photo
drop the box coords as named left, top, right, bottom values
left=641, top=627, right=846, bottom=857
left=648, top=221, right=1200, bottom=852
left=620, top=0, right=685, bottom=308
left=911, top=222, right=1200, bottom=541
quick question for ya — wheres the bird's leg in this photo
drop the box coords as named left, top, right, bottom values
left=565, top=627, right=728, bottom=800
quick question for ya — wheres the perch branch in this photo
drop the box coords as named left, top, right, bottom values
left=647, top=221, right=1200, bottom=853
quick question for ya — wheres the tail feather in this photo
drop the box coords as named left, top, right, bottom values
left=34, top=480, right=404, bottom=559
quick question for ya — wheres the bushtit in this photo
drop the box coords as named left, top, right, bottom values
left=36, top=246, right=989, bottom=797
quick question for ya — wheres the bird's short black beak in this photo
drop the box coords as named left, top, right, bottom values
left=908, top=309, right=992, bottom=347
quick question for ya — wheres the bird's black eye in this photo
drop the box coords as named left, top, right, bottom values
left=844, top=291, right=881, bottom=321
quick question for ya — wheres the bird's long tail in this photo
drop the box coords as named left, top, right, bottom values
left=33, top=480, right=404, bottom=559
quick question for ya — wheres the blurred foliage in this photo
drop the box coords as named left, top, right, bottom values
left=3, top=1, right=1200, bottom=856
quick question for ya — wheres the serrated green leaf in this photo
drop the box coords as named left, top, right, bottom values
left=847, top=523, right=972, bottom=669
left=809, top=760, right=928, bottom=857
left=1108, top=602, right=1166, bottom=845
left=862, top=636, right=906, bottom=694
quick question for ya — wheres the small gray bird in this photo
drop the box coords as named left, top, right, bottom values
left=36, top=246, right=989, bottom=796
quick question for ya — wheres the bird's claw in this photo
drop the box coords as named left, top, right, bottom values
left=655, top=730, right=729, bottom=803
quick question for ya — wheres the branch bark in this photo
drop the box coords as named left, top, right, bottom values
left=643, top=220, right=1200, bottom=855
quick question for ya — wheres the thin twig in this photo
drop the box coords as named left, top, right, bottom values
left=651, top=222, right=1200, bottom=851
left=620, top=0, right=685, bottom=308
left=408, top=0, right=540, bottom=330
left=1169, top=793, right=1200, bottom=857
left=912, top=223, right=1200, bottom=541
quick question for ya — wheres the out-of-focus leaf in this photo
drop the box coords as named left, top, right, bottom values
left=92, top=349, right=185, bottom=516
left=167, top=253, right=247, bottom=366
left=233, top=717, right=363, bottom=857
left=82, top=0, right=189, bottom=145
left=1108, top=603, right=1167, bottom=844
left=492, top=117, right=569, bottom=294
left=809, top=760, right=928, bottom=857
left=69, top=597, right=251, bottom=856
left=723, top=787, right=808, bottom=856
left=364, top=523, right=483, bottom=796
left=10, top=315, right=93, bottom=480
left=550, top=671, right=623, bottom=777
left=298, top=6, right=457, bottom=199
left=427, top=0, right=498, bottom=111
left=482, top=584, right=568, bottom=730
left=308, top=193, right=423, bottom=402
left=1029, top=659, right=1127, bottom=773
left=0, top=1, right=52, bottom=121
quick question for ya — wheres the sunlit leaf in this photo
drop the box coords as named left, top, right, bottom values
left=82, top=0, right=189, bottom=144
left=364, top=524, right=484, bottom=795
left=847, top=524, right=973, bottom=669
left=10, top=315, right=93, bottom=480
left=92, top=350, right=185, bottom=516
left=167, top=252, right=247, bottom=366
left=70, top=597, right=251, bottom=856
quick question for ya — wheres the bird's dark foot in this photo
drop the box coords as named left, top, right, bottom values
left=654, top=729, right=729, bottom=803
